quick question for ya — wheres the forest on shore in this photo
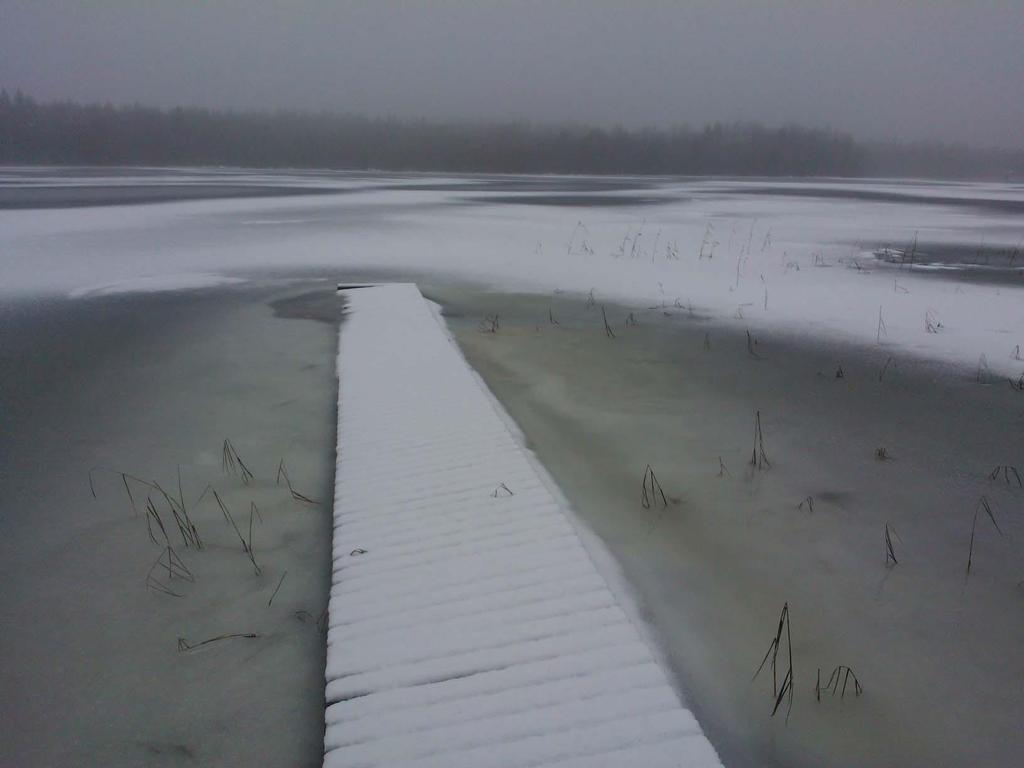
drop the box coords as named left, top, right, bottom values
left=1, top=92, right=1020, bottom=179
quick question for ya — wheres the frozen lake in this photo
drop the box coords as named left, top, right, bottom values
left=2, top=168, right=1023, bottom=767
left=2, top=167, right=1023, bottom=376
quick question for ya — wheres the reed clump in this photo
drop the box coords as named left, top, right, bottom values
left=146, top=544, right=194, bottom=598
left=276, top=459, right=319, bottom=504
left=267, top=570, right=288, bottom=607
left=966, top=495, right=1002, bottom=575
left=750, top=411, right=771, bottom=470
left=222, top=438, right=254, bottom=485
left=816, top=665, right=863, bottom=700
left=177, top=633, right=259, bottom=652
left=601, top=306, right=616, bottom=338
left=641, top=464, right=667, bottom=509
left=753, top=602, right=794, bottom=721
left=212, top=489, right=261, bottom=575
left=885, top=523, right=900, bottom=566
left=988, top=465, right=1022, bottom=486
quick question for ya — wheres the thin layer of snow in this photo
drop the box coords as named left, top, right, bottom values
left=325, top=283, right=723, bottom=768
left=68, top=272, right=246, bottom=297
left=3, top=170, right=1023, bottom=377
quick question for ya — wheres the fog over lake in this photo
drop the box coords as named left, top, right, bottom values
left=2, top=1, right=1022, bottom=147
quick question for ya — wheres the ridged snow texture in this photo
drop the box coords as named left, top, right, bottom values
left=325, top=284, right=722, bottom=768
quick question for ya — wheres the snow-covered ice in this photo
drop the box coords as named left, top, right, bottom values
left=325, top=283, right=722, bottom=767
left=3, top=169, right=1023, bottom=380
left=68, top=271, right=247, bottom=297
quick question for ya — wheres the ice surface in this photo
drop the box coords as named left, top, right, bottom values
left=0, top=288, right=337, bottom=767
left=2, top=170, right=1021, bottom=379
left=324, top=283, right=722, bottom=767
left=68, top=272, right=247, bottom=296
left=442, top=287, right=1024, bottom=768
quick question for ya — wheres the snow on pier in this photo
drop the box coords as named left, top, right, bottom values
left=325, top=284, right=722, bottom=768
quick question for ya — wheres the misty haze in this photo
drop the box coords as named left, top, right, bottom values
left=1, top=3, right=1023, bottom=768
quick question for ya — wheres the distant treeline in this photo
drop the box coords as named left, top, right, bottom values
left=0, top=92, right=1020, bottom=179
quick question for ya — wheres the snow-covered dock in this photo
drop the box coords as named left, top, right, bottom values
left=325, top=284, right=722, bottom=768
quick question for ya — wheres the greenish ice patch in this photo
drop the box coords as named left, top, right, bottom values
left=0, top=284, right=339, bottom=768
left=433, top=285, right=1024, bottom=768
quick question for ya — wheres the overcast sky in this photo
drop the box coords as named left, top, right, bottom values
left=2, top=1, right=1022, bottom=147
